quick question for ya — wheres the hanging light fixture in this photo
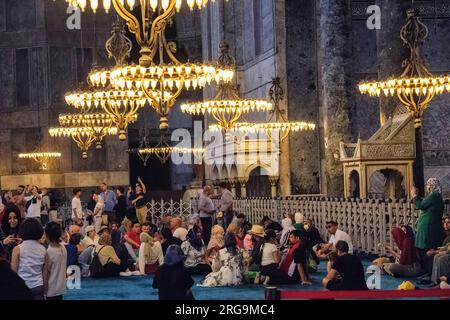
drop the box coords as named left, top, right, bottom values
left=127, top=127, right=152, bottom=166
left=180, top=42, right=272, bottom=131
left=65, top=18, right=146, bottom=141
left=49, top=113, right=118, bottom=159
left=18, top=152, right=62, bottom=171
left=81, top=0, right=234, bottom=131
left=209, top=77, right=316, bottom=141
left=138, top=134, right=204, bottom=164
left=358, top=7, right=450, bottom=194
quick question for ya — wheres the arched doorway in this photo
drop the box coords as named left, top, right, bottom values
left=368, top=169, right=406, bottom=199
left=349, top=170, right=360, bottom=198
left=247, top=167, right=271, bottom=197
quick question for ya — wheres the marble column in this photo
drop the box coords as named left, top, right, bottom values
left=318, top=0, right=353, bottom=197
left=376, top=0, right=410, bottom=125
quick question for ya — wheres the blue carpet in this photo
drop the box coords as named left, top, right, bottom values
left=65, top=260, right=423, bottom=300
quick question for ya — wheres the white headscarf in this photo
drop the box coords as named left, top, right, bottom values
left=280, top=217, right=295, bottom=248
left=294, top=212, right=304, bottom=224
left=426, top=178, right=442, bottom=194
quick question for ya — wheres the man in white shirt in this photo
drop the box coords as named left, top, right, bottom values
left=198, top=186, right=215, bottom=245
left=71, top=188, right=83, bottom=226
left=24, top=186, right=42, bottom=219
left=326, top=221, right=354, bottom=254
left=217, top=182, right=234, bottom=229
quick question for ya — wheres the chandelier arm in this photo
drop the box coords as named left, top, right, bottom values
left=142, top=85, right=160, bottom=110
left=148, top=1, right=177, bottom=62
left=161, top=25, right=182, bottom=65
left=164, top=85, right=184, bottom=116
left=112, top=0, right=144, bottom=46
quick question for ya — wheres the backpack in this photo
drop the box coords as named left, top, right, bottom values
left=89, top=246, right=110, bottom=278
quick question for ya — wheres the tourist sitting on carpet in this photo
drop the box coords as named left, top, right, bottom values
left=317, top=221, right=353, bottom=258
left=181, top=225, right=211, bottom=275
left=161, top=227, right=182, bottom=255
left=322, top=240, right=368, bottom=291
left=303, top=219, right=323, bottom=249
left=280, top=215, right=295, bottom=250
left=81, top=225, right=99, bottom=249
left=142, top=222, right=158, bottom=237
left=279, top=230, right=312, bottom=285
left=111, top=222, right=122, bottom=246
left=171, top=217, right=188, bottom=241
left=44, top=222, right=67, bottom=300
left=425, top=215, right=450, bottom=286
left=11, top=218, right=47, bottom=300
left=68, top=224, right=81, bottom=236
left=200, top=233, right=248, bottom=287
left=261, top=216, right=282, bottom=233
left=232, top=213, right=252, bottom=234
left=381, top=226, right=422, bottom=278
left=98, top=225, right=110, bottom=237
left=227, top=223, right=244, bottom=249
left=247, top=225, right=265, bottom=271
left=138, top=232, right=164, bottom=275
left=65, top=233, right=82, bottom=267
left=91, top=233, right=132, bottom=277
left=0, top=257, right=32, bottom=300
left=78, top=225, right=97, bottom=277
left=259, top=229, right=292, bottom=285
left=440, top=275, right=450, bottom=289
left=124, top=221, right=141, bottom=262
left=153, top=244, right=195, bottom=300
left=0, top=205, right=22, bottom=259
left=206, top=225, right=225, bottom=264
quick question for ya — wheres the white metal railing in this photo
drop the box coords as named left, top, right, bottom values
left=189, top=196, right=450, bottom=255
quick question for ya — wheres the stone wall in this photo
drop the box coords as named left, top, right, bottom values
left=200, top=0, right=450, bottom=196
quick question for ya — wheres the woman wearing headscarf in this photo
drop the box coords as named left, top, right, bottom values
left=412, top=178, right=445, bottom=279
left=200, top=233, right=248, bottom=287
left=382, top=226, right=422, bottom=278
left=153, top=244, right=195, bottom=300
left=181, top=225, right=211, bottom=275
left=206, top=225, right=225, bottom=264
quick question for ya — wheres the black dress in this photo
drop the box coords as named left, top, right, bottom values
left=0, top=260, right=33, bottom=300
left=153, top=262, right=195, bottom=300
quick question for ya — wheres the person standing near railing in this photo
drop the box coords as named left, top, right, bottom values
left=198, top=186, right=215, bottom=245
left=217, top=182, right=233, bottom=229
left=100, top=182, right=117, bottom=226
left=411, top=178, right=445, bottom=284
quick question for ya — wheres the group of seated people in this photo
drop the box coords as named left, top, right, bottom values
left=373, top=214, right=450, bottom=289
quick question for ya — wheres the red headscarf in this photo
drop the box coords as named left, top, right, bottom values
left=391, top=227, right=417, bottom=265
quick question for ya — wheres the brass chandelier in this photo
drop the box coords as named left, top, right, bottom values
left=209, top=77, right=316, bottom=142
left=65, top=18, right=145, bottom=141
left=138, top=134, right=204, bottom=164
left=70, top=0, right=234, bottom=131
left=18, top=152, right=62, bottom=171
left=359, top=9, right=450, bottom=128
left=180, top=42, right=272, bottom=131
left=49, top=113, right=118, bottom=159
left=358, top=7, right=450, bottom=194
